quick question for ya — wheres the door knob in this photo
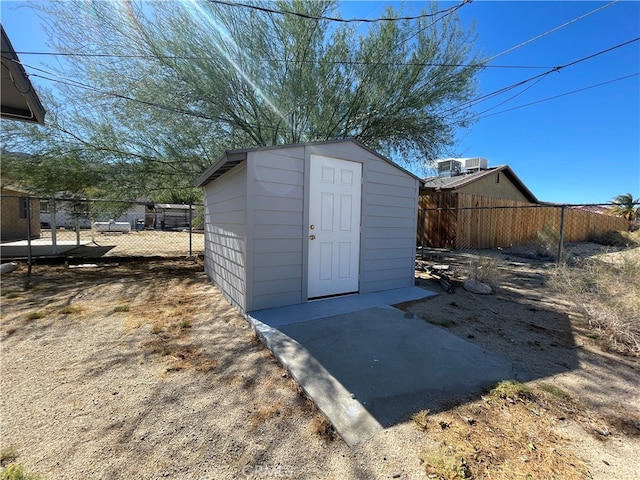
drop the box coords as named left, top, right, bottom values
left=310, top=224, right=315, bottom=230
left=309, top=234, right=316, bottom=240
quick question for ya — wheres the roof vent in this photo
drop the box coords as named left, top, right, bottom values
left=437, top=159, right=463, bottom=177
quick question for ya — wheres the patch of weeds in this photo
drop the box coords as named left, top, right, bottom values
left=249, top=402, right=283, bottom=432
left=489, top=380, right=533, bottom=401
left=463, top=254, right=503, bottom=288
left=420, top=447, right=472, bottom=479
left=551, top=252, right=640, bottom=354
left=434, top=318, right=454, bottom=328
left=1, top=446, right=18, bottom=466
left=1, top=290, right=20, bottom=299
left=179, top=319, right=192, bottom=329
left=540, top=383, right=570, bottom=399
left=112, top=304, right=130, bottom=313
left=0, top=448, right=43, bottom=480
left=23, top=311, right=46, bottom=321
left=310, top=413, right=337, bottom=442
left=534, top=221, right=560, bottom=260
left=0, top=464, right=44, bottom=480
left=412, top=409, right=430, bottom=430
left=415, top=383, right=592, bottom=480
left=58, top=305, right=83, bottom=315
left=150, top=323, right=164, bottom=334
left=590, top=230, right=639, bottom=247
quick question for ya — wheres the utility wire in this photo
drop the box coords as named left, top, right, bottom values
left=466, top=76, right=549, bottom=121
left=8, top=37, right=639, bottom=131
left=206, top=0, right=472, bottom=23
left=484, top=0, right=620, bottom=63
left=443, top=36, right=640, bottom=115
left=9, top=52, right=550, bottom=69
left=24, top=70, right=220, bottom=122
left=478, top=72, right=640, bottom=119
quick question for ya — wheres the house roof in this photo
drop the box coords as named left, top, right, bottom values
left=195, top=139, right=423, bottom=187
left=1, top=25, right=46, bottom=124
left=421, top=165, right=538, bottom=203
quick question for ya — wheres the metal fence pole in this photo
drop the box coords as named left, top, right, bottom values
left=50, top=199, right=58, bottom=255
left=557, top=205, right=566, bottom=265
left=26, top=197, right=33, bottom=276
left=189, top=201, right=193, bottom=258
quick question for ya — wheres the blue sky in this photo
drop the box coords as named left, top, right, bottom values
left=2, top=1, right=639, bottom=204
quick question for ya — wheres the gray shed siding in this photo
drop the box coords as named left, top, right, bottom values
left=203, top=163, right=247, bottom=312
left=246, top=147, right=305, bottom=311
left=198, top=139, right=420, bottom=314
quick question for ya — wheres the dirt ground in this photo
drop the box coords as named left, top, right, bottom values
left=1, top=247, right=638, bottom=479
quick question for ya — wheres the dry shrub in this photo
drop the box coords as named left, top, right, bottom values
left=58, top=305, right=83, bottom=315
left=463, top=254, right=503, bottom=288
left=412, top=409, right=430, bottom=430
left=128, top=274, right=222, bottom=372
left=417, top=381, right=592, bottom=480
left=534, top=221, right=560, bottom=260
left=551, top=249, right=640, bottom=354
left=248, top=402, right=284, bottom=432
left=310, top=413, right=337, bottom=442
left=590, top=229, right=640, bottom=247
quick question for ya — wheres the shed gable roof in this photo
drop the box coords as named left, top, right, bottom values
left=421, top=165, right=538, bottom=203
left=195, top=139, right=423, bottom=187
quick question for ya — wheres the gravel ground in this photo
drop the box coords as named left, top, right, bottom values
left=1, top=251, right=638, bottom=479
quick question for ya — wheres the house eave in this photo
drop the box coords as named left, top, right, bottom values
left=1, top=25, right=46, bottom=124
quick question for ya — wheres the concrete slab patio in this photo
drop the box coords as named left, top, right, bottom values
left=0, top=238, right=89, bottom=258
left=248, top=287, right=528, bottom=447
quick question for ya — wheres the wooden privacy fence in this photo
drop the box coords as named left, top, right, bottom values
left=418, top=193, right=628, bottom=249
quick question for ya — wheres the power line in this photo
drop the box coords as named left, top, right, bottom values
left=467, top=76, right=549, bottom=121
left=8, top=52, right=550, bottom=69
left=21, top=69, right=221, bottom=122
left=443, top=36, right=640, bottom=115
left=484, top=0, right=620, bottom=63
left=206, top=0, right=472, bottom=23
left=8, top=37, right=638, bottom=134
left=478, top=72, right=640, bottom=119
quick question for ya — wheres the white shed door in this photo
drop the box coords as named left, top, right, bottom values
left=308, top=155, right=362, bottom=299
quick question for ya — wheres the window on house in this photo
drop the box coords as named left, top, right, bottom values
left=40, top=200, right=49, bottom=213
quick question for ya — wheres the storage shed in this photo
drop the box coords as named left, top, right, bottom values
left=195, top=139, right=422, bottom=315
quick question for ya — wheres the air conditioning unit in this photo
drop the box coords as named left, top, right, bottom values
left=464, top=157, right=488, bottom=172
left=437, top=159, right=463, bottom=177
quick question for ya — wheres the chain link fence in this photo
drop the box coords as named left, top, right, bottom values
left=1, top=195, right=205, bottom=262
left=417, top=196, right=635, bottom=264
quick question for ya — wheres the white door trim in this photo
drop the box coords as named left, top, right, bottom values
left=307, top=155, right=362, bottom=299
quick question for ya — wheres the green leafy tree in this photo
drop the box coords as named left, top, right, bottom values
left=610, top=193, right=639, bottom=230
left=3, top=0, right=481, bottom=194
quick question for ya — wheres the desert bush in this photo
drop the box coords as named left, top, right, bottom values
left=534, top=221, right=560, bottom=260
left=462, top=254, right=502, bottom=288
left=551, top=249, right=640, bottom=354
left=0, top=464, right=43, bottom=480
left=590, top=229, right=640, bottom=247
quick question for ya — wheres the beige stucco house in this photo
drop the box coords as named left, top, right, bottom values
left=1, top=187, right=41, bottom=242
left=421, top=164, right=538, bottom=203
